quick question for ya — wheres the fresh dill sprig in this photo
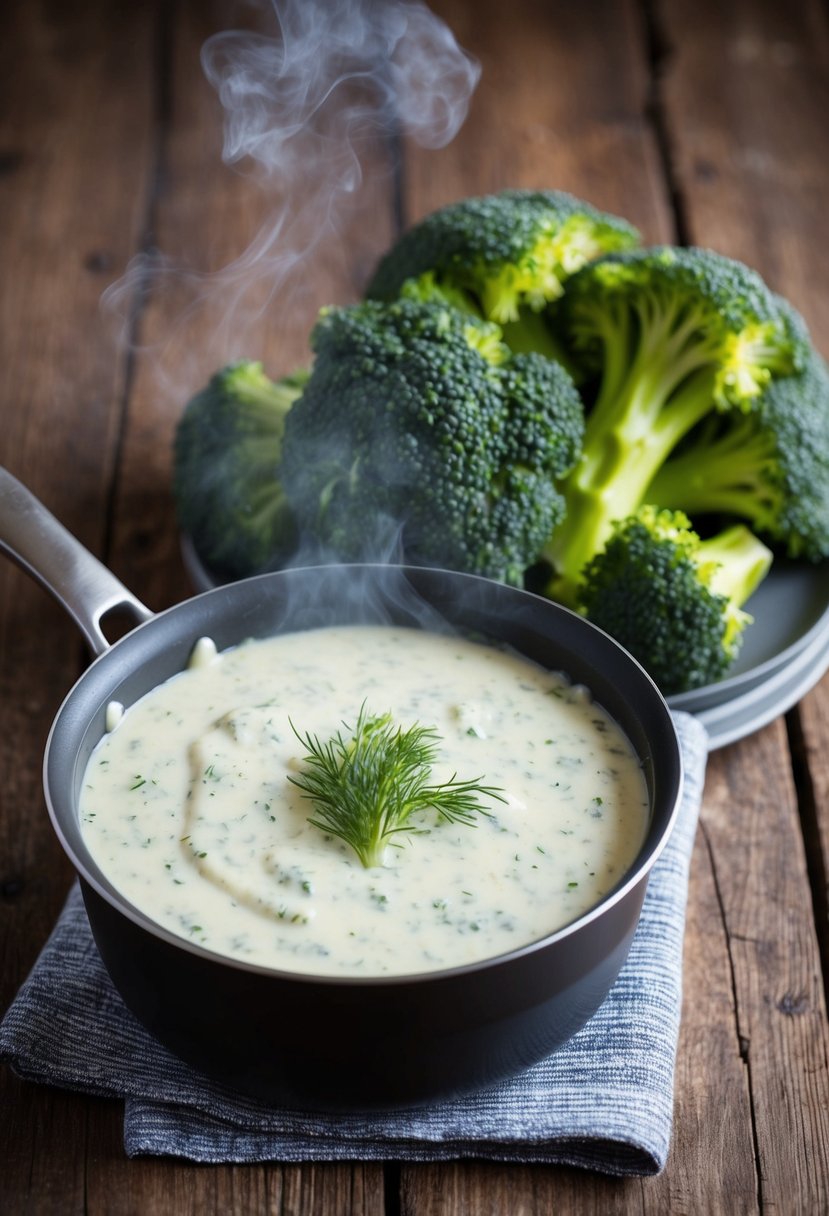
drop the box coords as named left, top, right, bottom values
left=288, top=704, right=503, bottom=868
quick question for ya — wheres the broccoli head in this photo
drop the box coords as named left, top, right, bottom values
left=647, top=351, right=829, bottom=562
left=366, top=189, right=639, bottom=359
left=279, top=297, right=585, bottom=585
left=173, top=361, right=307, bottom=581
left=543, top=246, right=807, bottom=604
left=578, top=506, right=773, bottom=694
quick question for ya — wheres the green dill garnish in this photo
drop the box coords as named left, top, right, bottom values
left=288, top=704, right=503, bottom=868
left=130, top=776, right=146, bottom=790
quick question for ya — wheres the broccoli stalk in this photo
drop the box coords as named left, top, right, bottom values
left=279, top=297, right=585, bottom=585
left=542, top=247, right=805, bottom=605
left=649, top=412, right=776, bottom=519
left=647, top=354, right=829, bottom=561
left=579, top=507, right=773, bottom=694
left=701, top=523, right=777, bottom=655
left=173, top=361, right=308, bottom=581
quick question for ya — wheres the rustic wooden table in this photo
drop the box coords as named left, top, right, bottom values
left=2, top=1, right=829, bottom=1211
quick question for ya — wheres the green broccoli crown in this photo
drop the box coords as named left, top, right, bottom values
left=561, top=245, right=802, bottom=408
left=578, top=506, right=773, bottom=694
left=647, top=353, right=829, bottom=561
left=279, top=297, right=584, bottom=585
left=366, top=189, right=639, bottom=327
left=543, top=246, right=805, bottom=604
left=173, top=360, right=307, bottom=581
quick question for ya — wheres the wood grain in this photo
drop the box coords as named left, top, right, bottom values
left=654, top=0, right=829, bottom=344
left=84, top=1095, right=385, bottom=1216
left=0, top=1, right=158, bottom=1209
left=656, top=2, right=829, bottom=1209
left=402, top=0, right=674, bottom=243
left=107, top=0, right=400, bottom=610
left=2, top=0, right=829, bottom=1212
left=697, top=729, right=829, bottom=1211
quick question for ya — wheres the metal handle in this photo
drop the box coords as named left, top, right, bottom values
left=0, top=467, right=153, bottom=656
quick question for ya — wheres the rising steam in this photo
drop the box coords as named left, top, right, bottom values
left=203, top=0, right=479, bottom=172
left=102, top=0, right=479, bottom=386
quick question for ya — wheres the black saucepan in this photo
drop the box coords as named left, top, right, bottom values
left=0, top=468, right=682, bottom=1110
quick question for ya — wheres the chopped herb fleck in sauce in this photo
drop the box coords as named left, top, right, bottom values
left=79, top=625, right=648, bottom=978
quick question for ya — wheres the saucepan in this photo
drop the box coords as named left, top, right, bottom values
left=0, top=467, right=682, bottom=1110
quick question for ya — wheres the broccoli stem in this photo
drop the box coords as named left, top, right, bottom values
left=646, top=415, right=780, bottom=526
left=543, top=301, right=722, bottom=605
left=499, top=308, right=571, bottom=369
left=237, top=366, right=309, bottom=435
left=698, top=525, right=773, bottom=604
left=695, top=524, right=773, bottom=653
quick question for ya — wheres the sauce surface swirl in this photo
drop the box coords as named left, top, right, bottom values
left=79, top=625, right=649, bottom=976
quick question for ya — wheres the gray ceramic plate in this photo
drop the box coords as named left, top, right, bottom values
left=696, top=622, right=829, bottom=750
left=668, top=560, right=829, bottom=713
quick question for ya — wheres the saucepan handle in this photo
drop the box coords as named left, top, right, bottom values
left=0, top=467, right=153, bottom=657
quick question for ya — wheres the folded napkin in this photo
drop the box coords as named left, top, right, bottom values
left=1, top=711, right=707, bottom=1176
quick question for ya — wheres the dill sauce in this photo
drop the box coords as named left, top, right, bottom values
left=79, top=625, right=649, bottom=977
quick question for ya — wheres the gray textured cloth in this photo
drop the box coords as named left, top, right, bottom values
left=0, top=712, right=707, bottom=1176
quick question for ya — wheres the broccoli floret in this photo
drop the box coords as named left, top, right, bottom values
left=647, top=352, right=829, bottom=561
left=579, top=507, right=773, bottom=694
left=366, top=189, right=639, bottom=360
left=173, top=361, right=308, bottom=581
left=279, top=297, right=584, bottom=585
left=543, top=246, right=806, bottom=604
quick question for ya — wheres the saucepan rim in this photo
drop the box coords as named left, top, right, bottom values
left=42, top=561, right=684, bottom=989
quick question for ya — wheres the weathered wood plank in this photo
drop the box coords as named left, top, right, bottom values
left=108, top=0, right=399, bottom=610
left=656, top=0, right=829, bottom=1210
left=401, top=0, right=673, bottom=243
left=792, top=683, right=829, bottom=993
left=84, top=1096, right=386, bottom=1216
left=0, top=0, right=158, bottom=950
left=0, top=1074, right=92, bottom=1216
left=655, top=818, right=760, bottom=1215
left=655, top=0, right=829, bottom=345
left=0, top=1, right=159, bottom=1211
left=697, top=728, right=829, bottom=1212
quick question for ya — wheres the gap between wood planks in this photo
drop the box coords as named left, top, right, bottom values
left=101, top=0, right=173, bottom=576
left=786, top=707, right=829, bottom=1014
left=697, top=818, right=764, bottom=1212
left=641, top=0, right=691, bottom=246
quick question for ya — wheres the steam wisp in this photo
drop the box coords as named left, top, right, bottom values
left=102, top=0, right=479, bottom=387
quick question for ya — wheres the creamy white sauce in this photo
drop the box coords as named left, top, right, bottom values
left=79, top=625, right=649, bottom=977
